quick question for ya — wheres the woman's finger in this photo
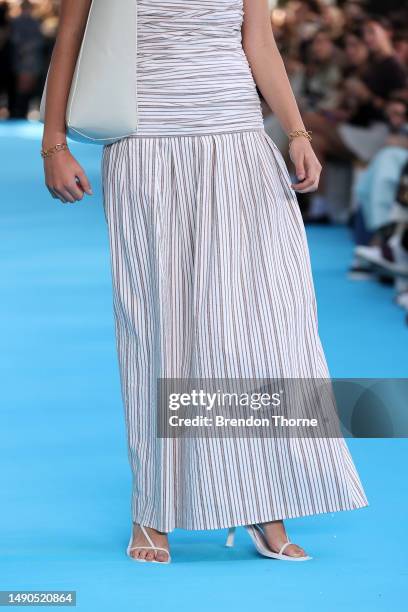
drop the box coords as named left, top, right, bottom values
left=307, top=179, right=320, bottom=193
left=49, top=187, right=65, bottom=202
left=297, top=177, right=320, bottom=194
left=293, top=175, right=316, bottom=192
left=47, top=186, right=59, bottom=199
left=65, top=180, right=85, bottom=201
left=76, top=169, right=93, bottom=195
left=54, top=191, right=68, bottom=203
left=294, top=154, right=306, bottom=182
left=61, top=190, right=76, bottom=203
left=291, top=177, right=312, bottom=190
left=54, top=187, right=75, bottom=203
left=295, top=159, right=321, bottom=188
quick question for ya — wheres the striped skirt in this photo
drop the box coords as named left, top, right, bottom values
left=101, top=128, right=369, bottom=531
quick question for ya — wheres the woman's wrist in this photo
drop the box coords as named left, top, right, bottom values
left=41, top=142, right=69, bottom=159
left=288, top=129, right=313, bottom=147
left=42, top=130, right=67, bottom=149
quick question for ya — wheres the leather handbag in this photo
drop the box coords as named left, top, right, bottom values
left=40, top=0, right=138, bottom=145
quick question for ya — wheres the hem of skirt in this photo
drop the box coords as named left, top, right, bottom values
left=121, top=126, right=266, bottom=139
left=132, top=498, right=369, bottom=533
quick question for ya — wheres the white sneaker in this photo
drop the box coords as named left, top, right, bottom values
left=395, top=291, right=408, bottom=310
left=355, top=240, right=408, bottom=277
left=348, top=252, right=375, bottom=280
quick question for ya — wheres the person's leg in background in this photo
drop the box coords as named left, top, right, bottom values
left=359, top=147, right=408, bottom=233
left=350, top=147, right=408, bottom=282
left=8, top=71, right=38, bottom=118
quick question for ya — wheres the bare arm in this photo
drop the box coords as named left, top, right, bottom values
left=43, top=0, right=91, bottom=146
left=42, top=0, right=93, bottom=203
left=242, top=0, right=321, bottom=193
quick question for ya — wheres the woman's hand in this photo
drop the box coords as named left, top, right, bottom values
left=289, top=138, right=322, bottom=193
left=43, top=148, right=93, bottom=203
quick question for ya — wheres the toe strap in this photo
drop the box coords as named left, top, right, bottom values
left=130, top=526, right=170, bottom=559
left=129, top=545, right=170, bottom=557
left=278, top=541, right=292, bottom=556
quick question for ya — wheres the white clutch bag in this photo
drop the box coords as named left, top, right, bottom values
left=40, top=0, right=138, bottom=145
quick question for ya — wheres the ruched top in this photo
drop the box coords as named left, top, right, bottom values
left=132, top=0, right=264, bottom=136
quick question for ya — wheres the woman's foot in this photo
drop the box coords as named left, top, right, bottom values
left=128, top=524, right=170, bottom=563
left=260, top=520, right=308, bottom=559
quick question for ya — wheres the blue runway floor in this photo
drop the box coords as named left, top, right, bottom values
left=0, top=121, right=407, bottom=611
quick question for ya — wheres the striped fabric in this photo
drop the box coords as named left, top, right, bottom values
left=101, top=0, right=368, bottom=531
left=132, top=0, right=264, bottom=136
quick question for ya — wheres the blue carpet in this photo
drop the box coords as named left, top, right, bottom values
left=0, top=121, right=407, bottom=611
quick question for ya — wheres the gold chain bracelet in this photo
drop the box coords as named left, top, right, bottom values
left=41, top=142, right=69, bottom=159
left=288, top=130, right=313, bottom=146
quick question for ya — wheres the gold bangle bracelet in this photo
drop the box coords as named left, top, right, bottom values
left=41, top=142, right=68, bottom=159
left=288, top=130, right=313, bottom=146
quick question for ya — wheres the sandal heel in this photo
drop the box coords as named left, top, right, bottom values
left=225, top=527, right=236, bottom=548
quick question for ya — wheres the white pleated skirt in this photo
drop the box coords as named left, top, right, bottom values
left=101, top=129, right=369, bottom=531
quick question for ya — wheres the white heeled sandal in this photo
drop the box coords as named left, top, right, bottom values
left=225, top=524, right=312, bottom=561
left=126, top=525, right=171, bottom=564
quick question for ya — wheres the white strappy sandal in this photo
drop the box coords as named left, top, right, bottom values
left=225, top=524, right=312, bottom=561
left=126, top=525, right=171, bottom=564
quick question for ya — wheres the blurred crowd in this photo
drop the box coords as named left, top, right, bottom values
left=0, top=0, right=58, bottom=119
left=263, top=0, right=408, bottom=321
left=1, top=0, right=408, bottom=320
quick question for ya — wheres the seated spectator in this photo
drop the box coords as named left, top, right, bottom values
left=302, top=17, right=407, bottom=221
left=8, top=0, right=44, bottom=119
left=298, top=28, right=343, bottom=113
left=342, top=0, right=366, bottom=29
left=286, top=0, right=326, bottom=64
left=394, top=30, right=408, bottom=69
left=338, top=28, right=370, bottom=119
left=349, top=97, right=408, bottom=279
